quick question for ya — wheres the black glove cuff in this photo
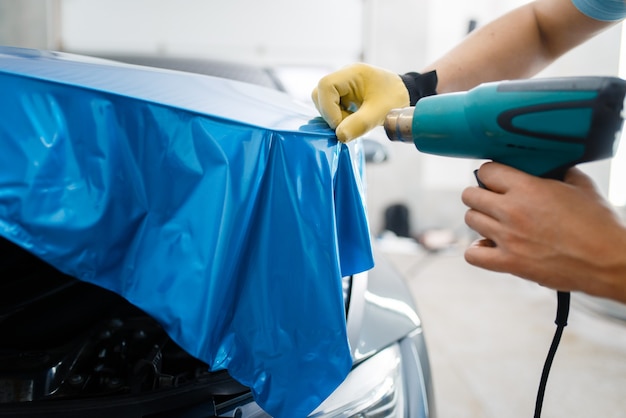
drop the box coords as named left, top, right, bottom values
left=400, top=70, right=438, bottom=106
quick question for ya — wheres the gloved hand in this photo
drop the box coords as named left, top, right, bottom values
left=311, top=63, right=410, bottom=143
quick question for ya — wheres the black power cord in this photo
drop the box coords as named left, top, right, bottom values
left=534, top=290, right=570, bottom=418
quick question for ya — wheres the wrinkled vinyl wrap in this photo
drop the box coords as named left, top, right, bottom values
left=0, top=47, right=373, bottom=417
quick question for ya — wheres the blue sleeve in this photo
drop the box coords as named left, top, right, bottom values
left=571, top=0, right=626, bottom=21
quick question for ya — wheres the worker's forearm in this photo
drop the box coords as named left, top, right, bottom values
left=423, top=0, right=615, bottom=93
left=422, top=5, right=551, bottom=93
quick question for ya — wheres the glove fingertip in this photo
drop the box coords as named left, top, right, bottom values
left=336, top=123, right=358, bottom=143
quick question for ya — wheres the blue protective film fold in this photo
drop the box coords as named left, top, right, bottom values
left=0, top=46, right=373, bottom=417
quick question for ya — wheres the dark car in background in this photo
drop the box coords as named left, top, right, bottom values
left=0, top=52, right=435, bottom=417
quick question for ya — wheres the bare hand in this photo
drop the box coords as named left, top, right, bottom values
left=462, top=162, right=626, bottom=303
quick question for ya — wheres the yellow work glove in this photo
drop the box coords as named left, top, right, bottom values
left=311, top=63, right=410, bottom=143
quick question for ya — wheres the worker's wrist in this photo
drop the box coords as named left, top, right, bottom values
left=400, top=70, right=438, bottom=106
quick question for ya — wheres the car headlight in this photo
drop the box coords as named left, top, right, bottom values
left=308, top=344, right=405, bottom=417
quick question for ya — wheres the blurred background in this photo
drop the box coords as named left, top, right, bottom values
left=2, top=1, right=626, bottom=417
left=3, top=0, right=625, bottom=238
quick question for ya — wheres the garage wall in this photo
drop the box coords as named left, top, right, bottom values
left=58, top=0, right=364, bottom=68
left=0, top=0, right=59, bottom=49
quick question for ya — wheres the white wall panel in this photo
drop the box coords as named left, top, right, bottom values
left=60, top=0, right=363, bottom=67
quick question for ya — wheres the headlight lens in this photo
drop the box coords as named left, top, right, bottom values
left=308, top=344, right=405, bottom=417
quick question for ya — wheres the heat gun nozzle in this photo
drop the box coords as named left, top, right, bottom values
left=384, top=107, right=415, bottom=142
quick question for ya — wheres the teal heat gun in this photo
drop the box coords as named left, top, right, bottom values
left=384, top=76, right=626, bottom=180
left=384, top=76, right=626, bottom=418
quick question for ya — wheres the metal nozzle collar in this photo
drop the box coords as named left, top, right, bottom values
left=384, top=107, right=415, bottom=142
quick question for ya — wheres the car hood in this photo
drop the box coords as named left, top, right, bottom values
left=0, top=46, right=373, bottom=417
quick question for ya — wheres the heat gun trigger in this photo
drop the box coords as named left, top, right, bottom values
left=473, top=169, right=487, bottom=189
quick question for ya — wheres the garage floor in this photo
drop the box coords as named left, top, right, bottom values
left=378, top=239, right=626, bottom=418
